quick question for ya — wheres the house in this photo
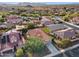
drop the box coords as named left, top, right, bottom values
left=70, top=16, right=79, bottom=25
left=53, top=28, right=77, bottom=39
left=6, top=15, right=23, bottom=24
left=47, top=24, right=67, bottom=32
left=0, top=22, right=14, bottom=29
left=0, top=25, right=7, bottom=29
left=16, top=25, right=25, bottom=30
left=0, top=29, right=25, bottom=53
left=30, top=19, right=40, bottom=24
left=41, top=16, right=53, bottom=26
left=27, top=28, right=51, bottom=44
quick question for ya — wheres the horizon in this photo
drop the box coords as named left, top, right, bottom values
left=0, top=2, right=79, bottom=5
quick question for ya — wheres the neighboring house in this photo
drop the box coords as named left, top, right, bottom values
left=0, top=29, right=25, bottom=53
left=30, top=19, right=40, bottom=24
left=16, top=25, right=25, bottom=30
left=41, top=20, right=53, bottom=26
left=41, top=16, right=53, bottom=26
left=75, top=30, right=79, bottom=34
left=0, top=23, right=7, bottom=29
left=27, top=28, right=51, bottom=44
left=0, top=23, right=14, bottom=29
left=47, top=24, right=67, bottom=32
left=53, top=28, right=76, bottom=39
left=0, top=25, right=7, bottom=29
left=70, top=16, right=79, bottom=25
left=6, top=15, right=23, bottom=24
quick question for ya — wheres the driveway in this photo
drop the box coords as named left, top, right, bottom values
left=46, top=41, right=60, bottom=56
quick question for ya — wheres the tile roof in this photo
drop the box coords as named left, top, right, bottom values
left=41, top=16, right=53, bottom=25
left=53, top=28, right=76, bottom=39
left=27, top=28, right=51, bottom=44
left=6, top=15, right=23, bottom=24
left=47, top=24, right=67, bottom=31
left=0, top=30, right=24, bottom=52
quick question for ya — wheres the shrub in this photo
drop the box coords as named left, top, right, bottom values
left=43, top=27, right=51, bottom=33
left=0, top=18, right=5, bottom=22
left=20, top=13, right=27, bottom=17
left=63, top=15, right=70, bottom=22
left=55, top=38, right=71, bottom=48
left=27, top=23, right=35, bottom=29
left=16, top=48, right=24, bottom=57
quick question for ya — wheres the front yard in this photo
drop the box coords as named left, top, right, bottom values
left=15, top=37, right=51, bottom=57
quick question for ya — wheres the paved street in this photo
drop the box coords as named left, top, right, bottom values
left=54, top=47, right=79, bottom=57
left=54, top=16, right=79, bottom=30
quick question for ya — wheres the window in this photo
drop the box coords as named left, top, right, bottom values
left=7, top=35, right=10, bottom=42
left=19, top=33, right=22, bottom=40
left=1, top=36, right=6, bottom=44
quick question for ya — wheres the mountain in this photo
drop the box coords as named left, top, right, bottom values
left=0, top=2, right=47, bottom=6
left=18, top=2, right=47, bottom=6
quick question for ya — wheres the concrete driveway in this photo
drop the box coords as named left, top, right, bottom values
left=46, top=41, right=60, bottom=56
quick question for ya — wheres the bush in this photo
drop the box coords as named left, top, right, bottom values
left=20, top=13, right=27, bottom=17
left=27, top=23, right=36, bottom=29
left=43, top=27, right=51, bottom=33
left=16, top=48, right=24, bottom=57
left=0, top=18, right=5, bottom=22
left=25, top=37, right=45, bottom=54
left=55, top=39, right=71, bottom=48
left=63, top=15, right=70, bottom=22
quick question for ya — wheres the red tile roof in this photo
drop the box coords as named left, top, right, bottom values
left=6, top=15, right=19, bottom=19
left=27, top=28, right=51, bottom=44
left=6, top=15, right=23, bottom=24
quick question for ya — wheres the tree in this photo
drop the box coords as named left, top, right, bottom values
left=19, top=28, right=28, bottom=36
left=2, top=15, right=6, bottom=18
left=31, top=14, right=39, bottom=17
left=63, top=15, right=70, bottom=22
left=0, top=18, right=5, bottom=22
left=70, top=12, right=79, bottom=19
left=27, top=23, right=35, bottom=29
left=20, top=13, right=27, bottom=17
left=39, top=16, right=42, bottom=20
left=25, top=37, right=45, bottom=54
left=9, top=11, right=16, bottom=15
left=16, top=48, right=24, bottom=57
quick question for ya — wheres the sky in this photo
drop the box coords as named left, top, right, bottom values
left=0, top=2, right=79, bottom=5
left=45, top=2, right=79, bottom=5
left=0, top=0, right=78, bottom=2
